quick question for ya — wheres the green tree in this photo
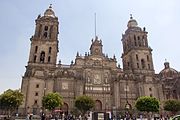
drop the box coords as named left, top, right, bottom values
left=75, top=95, right=95, bottom=118
left=135, top=96, right=160, bottom=119
left=42, top=92, right=63, bottom=111
left=163, top=99, right=180, bottom=115
left=0, top=89, right=23, bottom=115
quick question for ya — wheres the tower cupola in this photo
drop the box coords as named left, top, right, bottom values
left=127, top=15, right=138, bottom=28
left=28, top=5, right=59, bottom=65
left=121, top=15, right=154, bottom=75
left=44, top=4, right=56, bottom=18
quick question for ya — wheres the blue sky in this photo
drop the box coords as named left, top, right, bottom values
left=0, top=0, right=180, bottom=93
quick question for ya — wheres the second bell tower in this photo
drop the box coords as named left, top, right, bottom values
left=121, top=16, right=154, bottom=75
left=28, top=5, right=59, bottom=66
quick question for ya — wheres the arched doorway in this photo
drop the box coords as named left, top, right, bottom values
left=61, top=102, right=69, bottom=115
left=95, top=100, right=102, bottom=111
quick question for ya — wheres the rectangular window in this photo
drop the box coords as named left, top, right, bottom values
left=149, top=87, right=152, bottom=91
left=35, top=46, right=38, bottom=53
left=35, top=92, right=38, bottom=96
left=34, top=100, right=38, bottom=104
left=36, top=84, right=39, bottom=88
left=147, top=55, right=149, bottom=61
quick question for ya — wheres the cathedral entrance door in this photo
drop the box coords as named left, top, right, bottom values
left=61, top=103, right=69, bottom=115
left=95, top=100, right=102, bottom=112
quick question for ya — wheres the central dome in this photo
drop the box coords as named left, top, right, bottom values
left=159, top=62, right=178, bottom=78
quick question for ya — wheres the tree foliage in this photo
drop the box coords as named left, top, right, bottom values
left=75, top=95, right=95, bottom=116
left=42, top=92, right=63, bottom=111
left=135, top=96, right=160, bottom=113
left=0, top=89, right=23, bottom=110
left=163, top=99, right=180, bottom=113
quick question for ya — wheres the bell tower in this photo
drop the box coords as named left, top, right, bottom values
left=28, top=5, right=59, bottom=65
left=121, top=15, right=154, bottom=75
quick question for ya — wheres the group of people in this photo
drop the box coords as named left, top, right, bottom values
left=26, top=113, right=33, bottom=120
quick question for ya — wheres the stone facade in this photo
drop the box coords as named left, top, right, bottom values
left=20, top=6, right=180, bottom=115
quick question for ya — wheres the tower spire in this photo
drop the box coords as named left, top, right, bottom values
left=130, top=14, right=133, bottom=19
left=49, top=4, right=52, bottom=8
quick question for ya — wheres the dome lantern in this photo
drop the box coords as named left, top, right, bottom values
left=44, top=4, right=56, bottom=18
left=127, top=14, right=138, bottom=28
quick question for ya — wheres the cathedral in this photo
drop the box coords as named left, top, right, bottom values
left=20, top=5, right=180, bottom=115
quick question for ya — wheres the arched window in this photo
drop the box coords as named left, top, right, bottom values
left=38, top=24, right=42, bottom=37
left=49, top=47, right=52, bottom=54
left=95, top=100, right=102, bottom=111
left=137, top=63, right=139, bottom=68
left=134, top=39, right=137, bottom=46
left=138, top=36, right=140, bottom=40
left=49, top=26, right=53, bottom=39
left=145, top=39, right=148, bottom=47
left=48, top=56, right=51, bottom=63
left=148, top=64, right=150, bottom=69
left=173, top=90, right=178, bottom=99
left=134, top=35, right=136, bottom=40
left=35, top=46, right=38, bottom=53
left=127, top=62, right=130, bottom=68
left=43, top=32, right=48, bottom=38
left=147, top=55, right=149, bottom=61
left=40, top=51, right=45, bottom=63
left=43, top=26, right=48, bottom=38
left=138, top=40, right=141, bottom=46
left=141, top=59, right=145, bottom=69
left=136, top=54, right=139, bottom=60
left=44, top=26, right=48, bottom=31
left=33, top=55, right=37, bottom=62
